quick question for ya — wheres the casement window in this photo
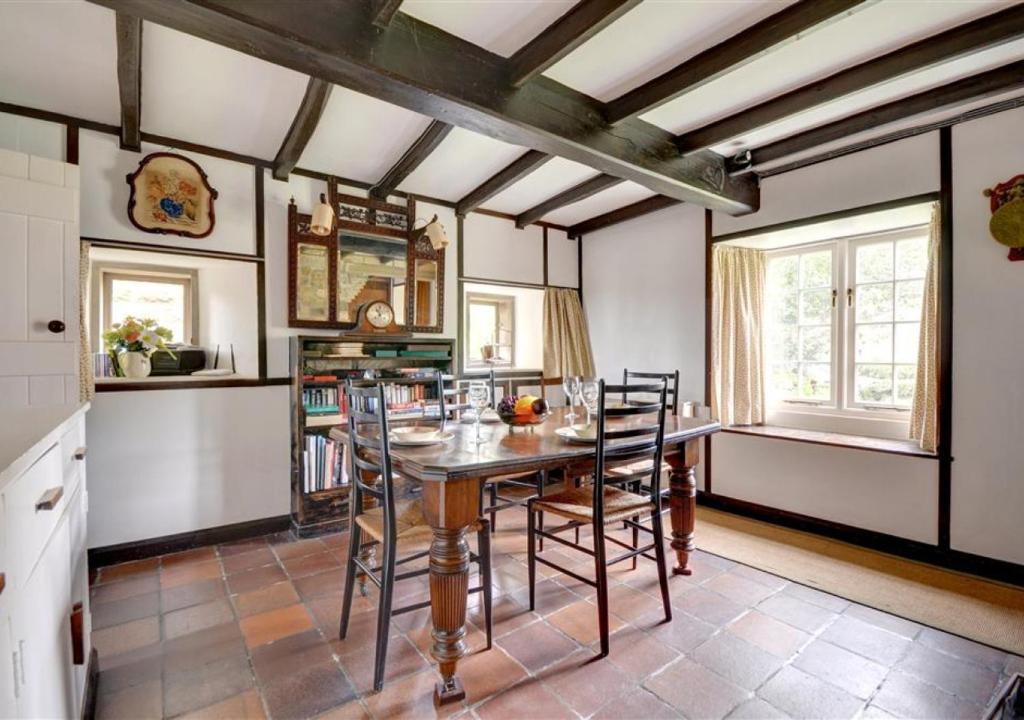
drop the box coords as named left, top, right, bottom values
left=98, top=265, right=199, bottom=346
left=465, top=292, right=515, bottom=368
left=764, top=227, right=929, bottom=432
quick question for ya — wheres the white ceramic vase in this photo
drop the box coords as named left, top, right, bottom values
left=121, top=351, right=151, bottom=379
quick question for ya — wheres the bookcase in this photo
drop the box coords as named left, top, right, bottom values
left=288, top=334, right=456, bottom=537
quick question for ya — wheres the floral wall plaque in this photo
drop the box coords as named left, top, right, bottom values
left=126, top=152, right=218, bottom=238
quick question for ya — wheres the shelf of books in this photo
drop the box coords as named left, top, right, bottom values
left=288, top=334, right=455, bottom=537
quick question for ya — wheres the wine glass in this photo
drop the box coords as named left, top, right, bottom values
left=467, top=381, right=490, bottom=445
left=562, top=375, right=580, bottom=422
left=580, top=378, right=599, bottom=427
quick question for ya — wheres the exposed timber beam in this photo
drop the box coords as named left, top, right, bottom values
left=567, top=195, right=681, bottom=238
left=456, top=150, right=552, bottom=216
left=515, top=174, right=622, bottom=229
left=371, top=120, right=452, bottom=199
left=87, top=0, right=758, bottom=214
left=115, top=13, right=142, bottom=151
left=748, top=60, right=1024, bottom=169
left=507, top=0, right=642, bottom=87
left=370, top=0, right=403, bottom=28
left=606, top=0, right=868, bottom=125
left=272, top=77, right=333, bottom=181
left=676, top=2, right=1024, bottom=154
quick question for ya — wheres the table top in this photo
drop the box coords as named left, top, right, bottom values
left=329, top=407, right=719, bottom=482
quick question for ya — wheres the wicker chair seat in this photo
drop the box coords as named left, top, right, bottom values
left=484, top=470, right=539, bottom=485
left=533, top=486, right=653, bottom=525
left=355, top=499, right=482, bottom=553
left=608, top=458, right=671, bottom=478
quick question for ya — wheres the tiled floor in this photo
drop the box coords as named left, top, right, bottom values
left=90, top=505, right=1022, bottom=719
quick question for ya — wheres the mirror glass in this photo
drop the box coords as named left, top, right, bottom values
left=336, top=232, right=407, bottom=324
left=295, top=243, right=330, bottom=321
left=412, top=258, right=439, bottom=327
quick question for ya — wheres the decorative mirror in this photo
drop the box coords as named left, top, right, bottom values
left=287, top=186, right=445, bottom=332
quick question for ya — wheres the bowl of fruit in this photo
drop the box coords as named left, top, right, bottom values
left=496, top=394, right=550, bottom=431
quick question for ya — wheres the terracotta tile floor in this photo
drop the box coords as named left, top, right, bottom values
left=91, top=506, right=1022, bottom=719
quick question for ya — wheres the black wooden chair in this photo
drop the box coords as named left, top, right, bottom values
left=339, top=380, right=492, bottom=692
left=526, top=378, right=671, bottom=657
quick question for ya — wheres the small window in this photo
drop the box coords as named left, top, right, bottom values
left=465, top=292, right=515, bottom=368
left=99, top=266, right=198, bottom=346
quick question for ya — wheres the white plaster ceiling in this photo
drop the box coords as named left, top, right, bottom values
left=0, top=1, right=119, bottom=125
left=397, top=127, right=527, bottom=201
left=483, top=157, right=602, bottom=215
left=542, top=182, right=656, bottom=226
left=142, top=23, right=309, bottom=159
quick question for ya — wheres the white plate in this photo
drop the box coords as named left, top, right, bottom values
left=555, top=425, right=597, bottom=443
left=390, top=431, right=455, bottom=446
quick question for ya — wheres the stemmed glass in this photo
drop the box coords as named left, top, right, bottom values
left=467, top=381, right=490, bottom=445
left=580, top=378, right=599, bottom=427
left=563, top=375, right=580, bottom=422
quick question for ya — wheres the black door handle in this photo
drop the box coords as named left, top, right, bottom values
left=48, top=320, right=65, bottom=334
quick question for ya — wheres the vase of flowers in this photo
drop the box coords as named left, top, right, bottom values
left=103, top=317, right=174, bottom=379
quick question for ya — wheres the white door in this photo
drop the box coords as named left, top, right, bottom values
left=0, top=150, right=79, bottom=408
left=0, top=612, right=16, bottom=719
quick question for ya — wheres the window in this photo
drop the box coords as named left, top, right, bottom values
left=465, top=292, right=515, bottom=368
left=99, top=266, right=198, bottom=346
left=764, top=227, right=929, bottom=425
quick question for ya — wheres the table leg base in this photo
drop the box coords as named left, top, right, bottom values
left=434, top=677, right=465, bottom=706
left=672, top=566, right=693, bottom=576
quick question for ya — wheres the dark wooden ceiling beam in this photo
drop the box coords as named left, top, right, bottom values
left=606, top=0, right=868, bottom=125
left=676, top=2, right=1024, bottom=154
left=87, top=0, right=758, bottom=214
left=370, top=119, right=453, bottom=199
left=515, top=173, right=622, bottom=228
left=507, top=0, right=641, bottom=87
left=567, top=194, right=681, bottom=238
left=115, top=13, right=142, bottom=151
left=272, top=77, right=333, bottom=181
left=749, top=60, right=1024, bottom=168
left=456, top=150, right=552, bottom=216
left=370, top=0, right=403, bottom=28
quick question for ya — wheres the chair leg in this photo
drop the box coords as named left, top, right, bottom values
left=631, top=515, right=639, bottom=570
left=338, top=523, right=362, bottom=640
left=372, top=543, right=396, bottom=692
left=478, top=519, right=493, bottom=651
left=593, top=521, right=610, bottom=658
left=536, top=470, right=546, bottom=553
left=527, top=500, right=537, bottom=611
left=651, top=509, right=673, bottom=622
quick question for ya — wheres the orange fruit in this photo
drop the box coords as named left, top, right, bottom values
left=514, top=395, right=538, bottom=415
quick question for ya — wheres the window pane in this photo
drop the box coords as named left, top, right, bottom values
left=895, top=365, right=917, bottom=406
left=467, top=302, right=497, bottom=362
left=855, top=323, right=892, bottom=363
left=895, top=237, right=928, bottom=280
left=801, top=363, right=831, bottom=401
left=800, top=251, right=832, bottom=289
left=800, top=288, right=832, bottom=324
left=799, top=326, right=830, bottom=362
left=855, top=364, right=893, bottom=404
left=856, top=283, right=893, bottom=323
left=770, top=291, right=798, bottom=325
left=771, top=363, right=798, bottom=399
left=109, top=278, right=185, bottom=343
left=856, top=242, right=893, bottom=283
left=767, top=255, right=798, bottom=292
left=894, top=322, right=920, bottom=364
left=895, top=279, right=924, bottom=321
left=768, top=325, right=798, bottom=364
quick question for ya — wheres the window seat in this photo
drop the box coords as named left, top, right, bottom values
left=721, top=424, right=936, bottom=459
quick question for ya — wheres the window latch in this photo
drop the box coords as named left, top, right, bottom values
left=847, top=288, right=853, bottom=307
left=831, top=289, right=837, bottom=307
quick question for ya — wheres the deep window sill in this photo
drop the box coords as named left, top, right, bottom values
left=94, top=376, right=289, bottom=392
left=720, top=424, right=936, bottom=459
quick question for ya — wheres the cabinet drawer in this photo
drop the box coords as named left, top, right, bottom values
left=59, top=417, right=86, bottom=485
left=4, top=444, right=64, bottom=588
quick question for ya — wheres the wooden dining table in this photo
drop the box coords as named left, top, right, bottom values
left=330, top=407, right=720, bottom=705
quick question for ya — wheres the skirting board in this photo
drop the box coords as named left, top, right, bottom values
left=697, top=491, right=1024, bottom=588
left=88, top=514, right=291, bottom=569
left=81, top=648, right=98, bottom=720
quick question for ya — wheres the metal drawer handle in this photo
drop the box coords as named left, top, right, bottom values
left=35, top=486, right=64, bottom=511
left=0, top=572, right=5, bottom=596
left=73, top=446, right=87, bottom=460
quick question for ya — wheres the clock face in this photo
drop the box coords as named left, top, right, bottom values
left=365, top=301, right=394, bottom=328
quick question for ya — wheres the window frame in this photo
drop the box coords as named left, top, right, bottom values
left=464, top=291, right=516, bottom=370
left=93, top=262, right=200, bottom=350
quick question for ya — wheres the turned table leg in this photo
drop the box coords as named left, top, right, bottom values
left=666, top=439, right=700, bottom=576
left=422, top=477, right=479, bottom=706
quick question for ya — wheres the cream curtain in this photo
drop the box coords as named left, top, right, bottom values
left=711, top=245, right=766, bottom=426
left=543, top=287, right=595, bottom=382
left=910, top=205, right=940, bottom=453
left=79, top=240, right=95, bottom=402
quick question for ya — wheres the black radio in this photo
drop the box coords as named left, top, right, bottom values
left=150, top=347, right=207, bottom=376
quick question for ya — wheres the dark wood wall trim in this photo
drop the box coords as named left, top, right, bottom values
left=114, top=13, right=142, bottom=151
left=698, top=492, right=1024, bottom=588
left=65, top=123, right=79, bottom=166
left=83, top=236, right=264, bottom=263
left=704, top=208, right=713, bottom=495
left=88, top=514, right=291, bottom=569
left=255, top=166, right=268, bottom=378
left=938, top=126, right=954, bottom=550
left=95, top=377, right=291, bottom=393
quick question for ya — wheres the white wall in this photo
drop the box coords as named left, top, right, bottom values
left=86, top=385, right=290, bottom=547
left=0, top=111, right=64, bottom=161
left=949, top=108, right=1024, bottom=565
left=463, top=212, right=544, bottom=284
